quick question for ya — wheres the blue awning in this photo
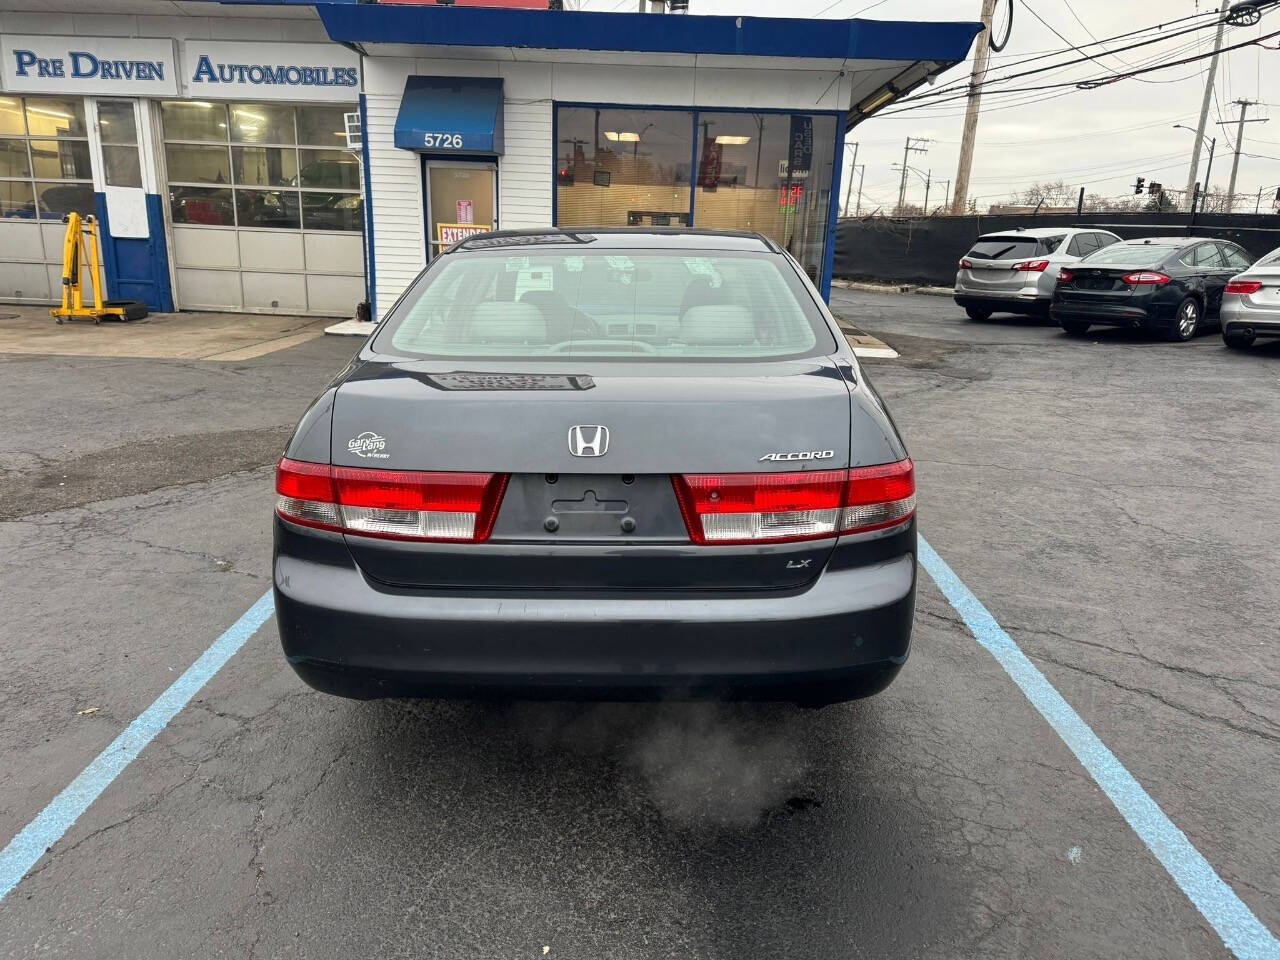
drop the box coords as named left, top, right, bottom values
left=394, top=76, right=504, bottom=155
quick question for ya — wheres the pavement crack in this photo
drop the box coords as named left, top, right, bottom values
left=1032, top=650, right=1280, bottom=745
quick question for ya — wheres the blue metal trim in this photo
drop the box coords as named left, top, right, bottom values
left=688, top=109, right=700, bottom=228
left=550, top=103, right=558, bottom=226
left=821, top=111, right=846, bottom=302
left=318, top=6, right=981, bottom=64
left=358, top=93, right=377, bottom=321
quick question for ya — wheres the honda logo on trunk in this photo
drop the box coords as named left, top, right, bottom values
left=568, top=425, right=609, bottom=457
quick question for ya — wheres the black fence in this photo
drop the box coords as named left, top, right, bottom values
left=833, top=212, right=1280, bottom=288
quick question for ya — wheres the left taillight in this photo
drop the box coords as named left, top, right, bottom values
left=275, top=458, right=508, bottom=543
left=671, top=460, right=915, bottom=545
left=1224, top=280, right=1262, bottom=295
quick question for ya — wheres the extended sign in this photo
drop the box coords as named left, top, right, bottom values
left=1, top=35, right=177, bottom=95
left=438, top=223, right=490, bottom=246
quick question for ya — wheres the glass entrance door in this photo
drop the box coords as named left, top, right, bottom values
left=425, top=160, right=496, bottom=258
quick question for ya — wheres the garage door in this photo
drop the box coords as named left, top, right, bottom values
left=0, top=95, right=96, bottom=304
left=160, top=100, right=364, bottom=316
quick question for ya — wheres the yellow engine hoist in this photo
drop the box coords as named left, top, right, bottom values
left=50, top=212, right=148, bottom=324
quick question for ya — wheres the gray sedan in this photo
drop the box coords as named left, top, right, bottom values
left=273, top=228, right=917, bottom=707
left=1221, top=245, right=1280, bottom=350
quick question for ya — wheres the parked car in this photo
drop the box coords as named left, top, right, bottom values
left=1051, top=237, right=1254, bottom=341
left=1220, top=245, right=1280, bottom=350
left=273, top=228, right=918, bottom=707
left=954, top=227, right=1121, bottom=320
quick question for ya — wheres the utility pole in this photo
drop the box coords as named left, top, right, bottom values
left=842, top=140, right=859, bottom=217
left=1218, top=99, right=1268, bottom=213
left=854, top=163, right=866, bottom=216
left=940, top=179, right=951, bottom=213
left=951, top=0, right=997, bottom=215
left=896, top=137, right=930, bottom=214
left=1184, top=0, right=1230, bottom=212
left=923, top=168, right=932, bottom=213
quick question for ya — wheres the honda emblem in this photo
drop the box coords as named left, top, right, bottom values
left=568, top=425, right=609, bottom=457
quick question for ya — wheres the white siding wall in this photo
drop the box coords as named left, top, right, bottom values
left=365, top=58, right=428, bottom=322
left=363, top=54, right=881, bottom=319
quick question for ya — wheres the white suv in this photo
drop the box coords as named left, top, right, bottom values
left=954, top=227, right=1121, bottom=320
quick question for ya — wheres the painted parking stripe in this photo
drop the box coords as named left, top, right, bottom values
left=0, top=590, right=274, bottom=903
left=918, top=536, right=1280, bottom=960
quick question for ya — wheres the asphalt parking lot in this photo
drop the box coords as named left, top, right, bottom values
left=1, top=295, right=1277, bottom=959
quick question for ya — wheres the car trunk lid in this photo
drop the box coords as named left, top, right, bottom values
left=1056, top=266, right=1138, bottom=304
left=328, top=357, right=854, bottom=590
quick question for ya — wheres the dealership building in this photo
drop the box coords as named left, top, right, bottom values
left=0, top=1, right=978, bottom=318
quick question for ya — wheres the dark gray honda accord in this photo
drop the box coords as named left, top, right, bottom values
left=273, top=229, right=916, bottom=705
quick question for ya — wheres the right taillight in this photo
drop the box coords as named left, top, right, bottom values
left=275, top=458, right=508, bottom=543
left=1225, top=280, right=1262, bottom=295
left=672, top=460, right=915, bottom=545
left=1057, top=269, right=1074, bottom=284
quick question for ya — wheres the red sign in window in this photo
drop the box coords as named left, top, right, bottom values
left=779, top=183, right=804, bottom=208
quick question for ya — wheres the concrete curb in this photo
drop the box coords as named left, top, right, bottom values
left=325, top=319, right=377, bottom=337
left=832, top=279, right=953, bottom=298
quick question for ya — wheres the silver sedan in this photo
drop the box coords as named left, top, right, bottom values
left=1221, top=245, right=1280, bottom=350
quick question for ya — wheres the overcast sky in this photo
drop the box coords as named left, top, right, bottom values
left=578, top=0, right=1280, bottom=212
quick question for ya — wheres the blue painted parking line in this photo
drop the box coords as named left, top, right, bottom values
left=918, top=536, right=1280, bottom=960
left=0, top=590, right=274, bottom=903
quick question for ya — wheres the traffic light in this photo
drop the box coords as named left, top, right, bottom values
left=1148, top=181, right=1163, bottom=195
left=557, top=166, right=574, bottom=186
left=1134, top=177, right=1146, bottom=195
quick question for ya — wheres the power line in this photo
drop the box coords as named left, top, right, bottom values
left=876, top=23, right=1280, bottom=117
left=888, top=8, right=1227, bottom=110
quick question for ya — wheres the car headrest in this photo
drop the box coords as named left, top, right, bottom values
left=467, top=301, right=547, bottom=343
left=679, top=304, right=757, bottom=346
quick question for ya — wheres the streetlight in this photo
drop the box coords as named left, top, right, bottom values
left=1173, top=124, right=1216, bottom=214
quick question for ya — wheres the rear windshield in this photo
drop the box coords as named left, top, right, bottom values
left=1081, top=243, right=1181, bottom=267
left=376, top=250, right=837, bottom=361
left=965, top=236, right=1059, bottom=260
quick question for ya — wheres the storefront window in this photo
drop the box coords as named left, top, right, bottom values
left=555, top=107, right=693, bottom=228
left=0, top=95, right=93, bottom=221
left=693, top=112, right=837, bottom=283
left=232, top=146, right=298, bottom=187
left=99, top=100, right=143, bottom=189
left=162, top=101, right=361, bottom=231
left=230, top=103, right=295, bottom=145
left=295, top=106, right=349, bottom=149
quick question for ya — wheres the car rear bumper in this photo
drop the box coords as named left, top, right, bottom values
left=273, top=521, right=917, bottom=704
left=1050, top=300, right=1168, bottom=328
left=954, top=293, right=1050, bottom=315
left=1221, top=301, right=1280, bottom=338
